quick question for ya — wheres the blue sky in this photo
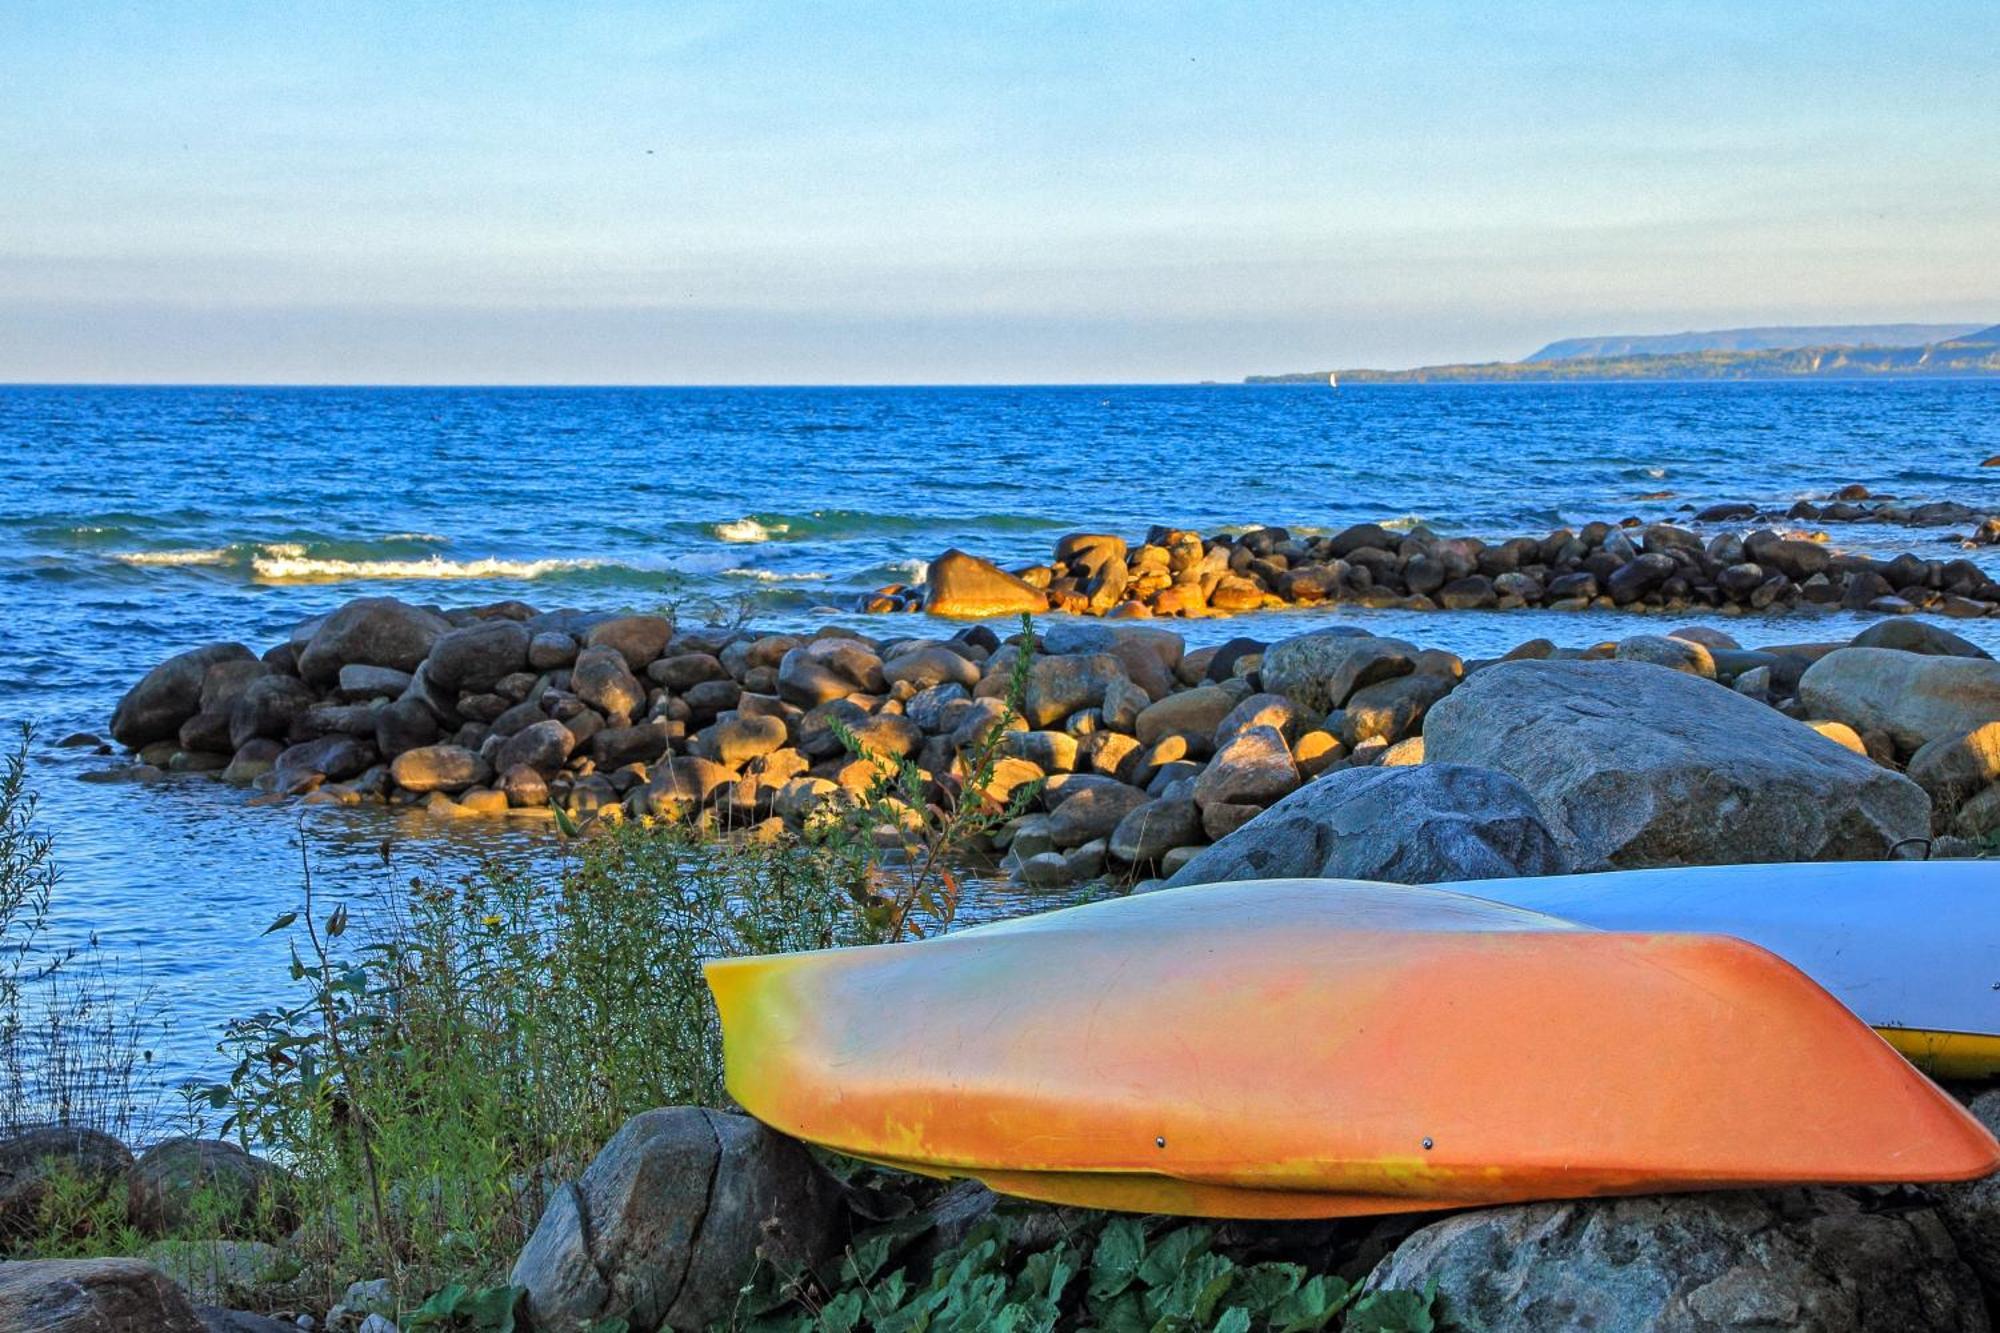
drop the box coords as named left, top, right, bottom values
left=2, top=2, right=1995, bottom=383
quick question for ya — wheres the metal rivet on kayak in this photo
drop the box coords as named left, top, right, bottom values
left=1422, top=1137, right=1434, bottom=1150
left=1155, top=1136, right=1166, bottom=1149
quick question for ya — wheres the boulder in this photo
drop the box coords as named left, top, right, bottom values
left=127, top=1138, right=288, bottom=1238
left=1036, top=624, right=1184, bottom=698
left=1851, top=619, right=1992, bottom=659
left=270, top=735, right=376, bottom=796
left=584, top=614, right=675, bottom=671
left=1135, top=686, right=1238, bottom=747
left=0, top=1127, right=132, bottom=1234
left=296, top=597, right=450, bottom=687
left=371, top=695, right=441, bottom=759
left=921, top=549, right=1048, bottom=618
left=111, top=643, right=256, bottom=748
left=1938, top=1089, right=2000, bottom=1298
left=1615, top=634, right=1715, bottom=678
left=495, top=718, right=577, bottom=776
left=777, top=640, right=886, bottom=708
left=1000, top=653, right=1129, bottom=729
left=705, top=714, right=789, bottom=767
left=1164, top=765, right=1566, bottom=888
left=1800, top=649, right=2000, bottom=752
left=882, top=644, right=981, bottom=691
left=512, top=1107, right=845, bottom=1333
left=1109, top=795, right=1202, bottom=865
left=1909, top=724, right=2000, bottom=813
left=425, top=620, right=532, bottom=693
left=1425, top=660, right=1931, bottom=869
left=1364, top=1189, right=1984, bottom=1333
left=1046, top=781, right=1151, bottom=849
left=1337, top=672, right=1456, bottom=747
left=1192, top=726, right=1299, bottom=810
left=1261, top=631, right=1416, bottom=715
left=0, top=1257, right=205, bottom=1333
left=226, top=675, right=317, bottom=750
left=1212, top=693, right=1301, bottom=749
left=388, top=744, right=491, bottom=794
left=570, top=646, right=646, bottom=723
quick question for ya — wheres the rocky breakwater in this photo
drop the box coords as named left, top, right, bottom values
left=885, top=516, right=2000, bottom=621
left=104, top=593, right=2000, bottom=892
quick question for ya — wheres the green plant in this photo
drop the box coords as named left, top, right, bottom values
left=207, top=817, right=888, bottom=1307
left=730, top=1211, right=1436, bottom=1333
left=830, top=612, right=1045, bottom=941
left=1, top=725, right=162, bottom=1140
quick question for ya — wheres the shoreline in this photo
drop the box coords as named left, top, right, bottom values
left=96, top=582, right=2000, bottom=891
left=861, top=496, right=2000, bottom=621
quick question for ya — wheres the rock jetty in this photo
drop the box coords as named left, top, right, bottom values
left=104, top=594, right=2000, bottom=889
left=871, top=512, right=2000, bottom=620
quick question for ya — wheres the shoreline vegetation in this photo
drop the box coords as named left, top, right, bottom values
left=1245, top=322, right=2000, bottom=384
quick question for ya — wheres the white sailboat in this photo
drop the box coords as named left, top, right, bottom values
left=1327, top=371, right=1338, bottom=388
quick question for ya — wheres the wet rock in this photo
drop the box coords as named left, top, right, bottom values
left=584, top=614, right=675, bottom=671
left=1261, top=631, right=1415, bottom=715
left=1364, top=1189, right=1984, bottom=1333
left=1800, top=648, right=2000, bottom=752
left=1427, top=660, right=1931, bottom=868
left=128, top=1138, right=289, bottom=1238
left=921, top=549, right=1048, bottom=618
left=388, top=744, right=492, bottom=795
left=296, top=597, right=450, bottom=688
left=271, top=735, right=377, bottom=796
left=111, top=643, right=256, bottom=748
left=500, top=763, right=551, bottom=808
left=0, top=1257, right=205, bottom=1332
left=1164, top=765, right=1566, bottom=888
left=512, top=1107, right=845, bottom=1333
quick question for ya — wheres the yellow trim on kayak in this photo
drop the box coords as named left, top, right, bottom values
left=1879, top=1028, right=2000, bottom=1079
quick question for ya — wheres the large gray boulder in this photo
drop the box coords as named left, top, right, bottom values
left=0, top=1257, right=205, bottom=1332
left=1801, top=648, right=2000, bottom=752
left=424, top=619, right=532, bottom=694
left=1363, top=1190, right=1985, bottom=1332
left=110, top=643, right=256, bottom=748
left=1163, top=765, right=1566, bottom=888
left=513, top=1107, right=844, bottom=1333
left=296, top=597, right=450, bottom=688
left=1425, top=660, right=1931, bottom=869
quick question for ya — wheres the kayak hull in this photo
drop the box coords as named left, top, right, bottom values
left=707, top=880, right=1999, bottom=1218
left=1449, top=860, right=2000, bottom=1076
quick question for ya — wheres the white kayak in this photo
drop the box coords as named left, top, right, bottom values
left=1446, top=860, right=2000, bottom=1077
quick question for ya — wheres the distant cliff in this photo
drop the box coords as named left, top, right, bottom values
left=1525, top=323, right=1985, bottom=361
left=1248, top=325, right=2000, bottom=385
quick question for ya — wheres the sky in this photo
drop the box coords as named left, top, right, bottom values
left=1, top=2, right=1996, bottom=384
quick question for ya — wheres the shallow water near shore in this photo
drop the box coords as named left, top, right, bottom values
left=4, top=379, right=2000, bottom=1097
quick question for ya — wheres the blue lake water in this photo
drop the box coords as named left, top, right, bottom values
left=3, top=380, right=1999, bottom=1097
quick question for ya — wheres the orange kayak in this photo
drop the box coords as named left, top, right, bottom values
left=705, top=880, right=1999, bottom=1219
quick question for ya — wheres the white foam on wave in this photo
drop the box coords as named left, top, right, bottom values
left=1380, top=514, right=1427, bottom=532
left=250, top=554, right=605, bottom=584
left=113, top=547, right=234, bottom=567
left=713, top=517, right=789, bottom=544
left=722, top=567, right=830, bottom=583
